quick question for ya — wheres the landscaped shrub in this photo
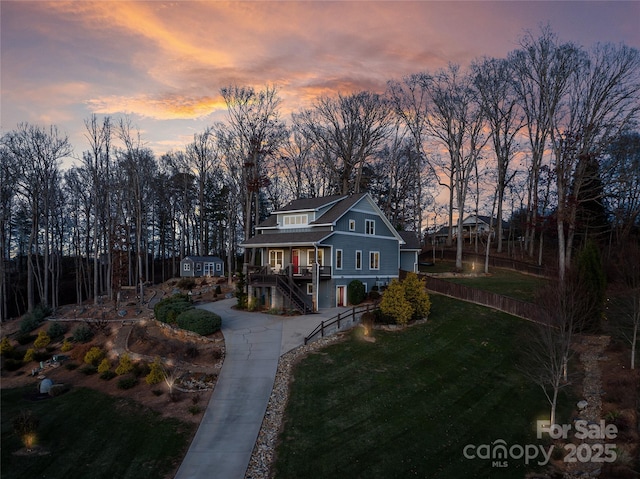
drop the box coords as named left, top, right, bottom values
left=145, top=357, right=164, bottom=385
left=16, top=333, right=35, bottom=346
left=0, top=337, right=14, bottom=355
left=19, top=305, right=52, bottom=334
left=380, top=279, right=412, bottom=326
left=3, top=358, right=23, bottom=371
left=368, top=290, right=381, bottom=301
left=372, top=308, right=395, bottom=325
left=20, top=315, right=41, bottom=334
left=80, top=365, right=97, bottom=375
left=215, top=285, right=222, bottom=295
left=97, top=358, right=111, bottom=374
left=175, top=309, right=222, bottom=336
left=23, top=348, right=36, bottom=363
left=154, top=294, right=192, bottom=324
left=84, top=347, right=105, bottom=366
left=235, top=272, right=248, bottom=309
left=48, top=384, right=70, bottom=397
left=177, top=278, right=196, bottom=290
left=47, top=322, right=67, bottom=340
left=402, top=272, right=431, bottom=320
left=115, top=353, right=134, bottom=375
left=34, top=330, right=51, bottom=350
left=133, top=361, right=150, bottom=378
left=61, top=339, right=74, bottom=352
left=72, top=325, right=94, bottom=343
left=100, top=370, right=116, bottom=380
left=348, top=280, right=366, bottom=305
left=117, top=375, right=138, bottom=390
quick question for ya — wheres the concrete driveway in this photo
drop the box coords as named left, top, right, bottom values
left=174, top=299, right=352, bottom=479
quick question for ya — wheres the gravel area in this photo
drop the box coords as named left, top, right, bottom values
left=244, top=334, right=345, bottom=479
left=563, top=335, right=610, bottom=479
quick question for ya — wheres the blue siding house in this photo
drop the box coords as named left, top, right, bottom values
left=241, top=193, right=419, bottom=312
left=180, top=256, right=225, bottom=278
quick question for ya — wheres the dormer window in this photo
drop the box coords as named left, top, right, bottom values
left=283, top=214, right=308, bottom=227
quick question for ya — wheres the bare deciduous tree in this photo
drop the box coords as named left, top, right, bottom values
left=296, top=91, right=394, bottom=195
left=510, top=26, right=580, bottom=265
left=2, top=123, right=71, bottom=311
left=427, top=64, right=488, bottom=270
left=472, top=57, right=523, bottom=254
left=221, top=85, right=287, bottom=265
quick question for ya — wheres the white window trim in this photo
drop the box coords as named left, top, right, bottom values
left=335, top=249, right=343, bottom=270
left=369, top=251, right=380, bottom=270
left=269, top=250, right=284, bottom=271
left=282, top=214, right=309, bottom=227
left=306, top=283, right=313, bottom=295
left=307, top=249, right=324, bottom=266
left=349, top=219, right=356, bottom=231
left=183, top=263, right=191, bottom=271
left=355, top=250, right=362, bottom=270
left=365, top=219, right=375, bottom=235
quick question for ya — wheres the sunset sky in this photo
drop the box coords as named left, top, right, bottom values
left=2, top=0, right=639, bottom=167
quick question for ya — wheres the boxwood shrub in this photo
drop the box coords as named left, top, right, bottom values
left=154, top=294, right=193, bottom=324
left=175, top=309, right=222, bottom=336
left=348, top=280, right=366, bottom=305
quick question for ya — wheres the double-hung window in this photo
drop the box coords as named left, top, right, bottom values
left=335, top=249, right=343, bottom=270
left=355, top=250, right=362, bottom=270
left=365, top=219, right=375, bottom=235
left=369, top=251, right=380, bottom=270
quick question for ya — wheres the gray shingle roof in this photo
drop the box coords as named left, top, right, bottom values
left=275, top=195, right=346, bottom=212
left=182, top=256, right=224, bottom=262
left=311, top=193, right=367, bottom=225
left=241, top=231, right=332, bottom=247
left=398, top=231, right=421, bottom=250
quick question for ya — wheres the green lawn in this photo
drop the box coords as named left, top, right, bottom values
left=421, top=260, right=546, bottom=302
left=445, top=268, right=546, bottom=302
left=274, top=295, right=572, bottom=479
left=1, top=387, right=194, bottom=479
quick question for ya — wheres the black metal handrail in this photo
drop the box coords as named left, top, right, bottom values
left=304, top=303, right=377, bottom=344
left=275, top=275, right=314, bottom=314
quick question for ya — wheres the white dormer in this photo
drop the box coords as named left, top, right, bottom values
left=279, top=212, right=314, bottom=227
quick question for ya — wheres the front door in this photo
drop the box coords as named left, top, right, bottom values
left=337, top=285, right=346, bottom=307
left=292, top=249, right=300, bottom=275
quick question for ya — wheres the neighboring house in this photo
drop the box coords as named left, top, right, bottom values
left=432, top=215, right=508, bottom=243
left=241, top=193, right=417, bottom=313
left=180, top=256, right=225, bottom=278
left=399, top=230, right=421, bottom=273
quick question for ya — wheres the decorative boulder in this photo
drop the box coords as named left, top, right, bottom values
left=577, top=400, right=588, bottom=410
left=39, top=378, right=53, bottom=394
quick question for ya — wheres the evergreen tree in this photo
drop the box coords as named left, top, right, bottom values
left=380, top=279, right=412, bottom=327
left=576, top=240, right=606, bottom=332
left=402, top=272, right=431, bottom=320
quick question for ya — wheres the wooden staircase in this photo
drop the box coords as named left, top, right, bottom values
left=249, top=268, right=314, bottom=314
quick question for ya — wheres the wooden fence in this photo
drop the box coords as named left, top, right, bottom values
left=420, top=274, right=545, bottom=323
left=304, top=303, right=377, bottom=345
